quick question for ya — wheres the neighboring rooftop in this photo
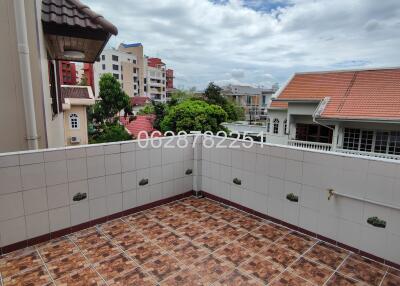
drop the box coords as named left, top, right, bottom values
left=120, top=115, right=161, bottom=139
left=120, top=43, right=143, bottom=48
left=271, top=67, right=400, bottom=120
left=61, top=86, right=91, bottom=99
left=131, top=96, right=151, bottom=107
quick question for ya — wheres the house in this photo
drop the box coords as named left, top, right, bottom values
left=120, top=115, right=161, bottom=139
left=266, top=67, right=400, bottom=159
left=131, top=96, right=151, bottom=115
left=61, top=85, right=95, bottom=145
left=0, top=0, right=117, bottom=152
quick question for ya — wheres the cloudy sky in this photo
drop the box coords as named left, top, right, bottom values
left=85, top=0, right=400, bottom=90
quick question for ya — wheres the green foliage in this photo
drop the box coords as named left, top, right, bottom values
left=160, top=100, right=228, bottom=133
left=94, top=73, right=131, bottom=123
left=89, top=122, right=131, bottom=144
left=168, top=90, right=193, bottom=107
left=79, top=74, right=88, bottom=86
left=223, top=100, right=245, bottom=121
left=152, top=101, right=167, bottom=130
left=137, top=105, right=155, bottom=115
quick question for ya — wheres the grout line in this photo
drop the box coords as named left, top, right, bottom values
left=66, top=234, right=110, bottom=286
left=322, top=252, right=351, bottom=286
left=35, top=247, right=56, bottom=285
left=378, top=269, right=388, bottom=286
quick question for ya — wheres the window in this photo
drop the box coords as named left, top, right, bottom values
left=283, top=119, right=288, bottom=135
left=343, top=128, right=361, bottom=150
left=360, top=130, right=374, bottom=152
left=133, top=60, right=137, bottom=64
left=69, top=113, right=79, bottom=129
left=389, top=131, right=400, bottom=155
left=101, top=55, right=105, bottom=60
left=296, top=124, right=333, bottom=143
left=112, top=55, right=118, bottom=61
left=121, top=74, right=123, bottom=80
left=266, top=117, right=270, bottom=133
left=102, top=64, right=106, bottom=70
left=133, top=68, right=137, bottom=73
left=273, top=119, right=279, bottom=134
left=246, top=96, right=252, bottom=105
left=112, top=64, right=119, bottom=71
left=375, top=131, right=389, bottom=154
left=113, top=73, right=119, bottom=79
left=262, top=95, right=266, bottom=106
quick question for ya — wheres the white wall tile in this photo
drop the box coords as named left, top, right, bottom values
left=19, top=152, right=43, bottom=165
left=162, top=164, right=174, bottom=182
left=86, top=145, right=104, bottom=157
left=0, top=192, right=24, bottom=221
left=136, top=149, right=150, bottom=169
left=150, top=148, right=162, bottom=167
left=174, top=178, right=184, bottom=196
left=268, top=177, right=284, bottom=199
left=0, top=217, right=26, bottom=247
left=360, top=224, right=387, bottom=258
left=365, top=174, right=394, bottom=204
left=44, top=150, right=66, bottom=162
left=300, top=185, right=320, bottom=210
left=0, top=166, right=22, bottom=195
left=337, top=219, right=361, bottom=249
left=298, top=206, right=318, bottom=233
left=107, top=193, right=122, bottom=215
left=67, top=158, right=87, bottom=182
left=337, top=169, right=367, bottom=198
left=88, top=177, right=106, bottom=199
left=45, top=160, right=68, bottom=186
left=267, top=197, right=283, bottom=219
left=23, top=188, right=48, bottom=215
left=66, top=147, right=86, bottom=159
left=87, top=156, right=105, bottom=178
left=285, top=160, right=302, bottom=183
left=268, top=156, right=285, bottom=179
left=231, top=149, right=243, bottom=170
left=47, top=184, right=69, bottom=209
left=49, top=207, right=70, bottom=232
left=106, top=174, right=122, bottom=195
left=121, top=142, right=136, bottom=153
left=123, top=189, right=137, bottom=210
left=21, top=163, right=46, bottom=190
left=149, top=183, right=163, bottom=202
left=121, top=152, right=135, bottom=172
left=150, top=166, right=163, bottom=185
left=317, top=213, right=339, bottom=241
left=68, top=180, right=88, bottom=204
left=173, top=161, right=184, bottom=180
left=162, top=181, right=174, bottom=199
left=283, top=200, right=299, bottom=226
left=105, top=154, right=121, bottom=175
left=89, top=197, right=107, bottom=219
left=0, top=154, right=19, bottom=168
left=26, top=212, right=49, bottom=238
left=70, top=201, right=90, bottom=225
left=301, top=162, right=321, bottom=188
left=122, top=171, right=137, bottom=192
left=242, top=151, right=256, bottom=172
left=386, top=233, right=400, bottom=264
left=104, top=143, right=120, bottom=155
left=334, top=197, right=364, bottom=224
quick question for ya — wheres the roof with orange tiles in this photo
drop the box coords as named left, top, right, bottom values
left=120, top=116, right=162, bottom=139
left=273, top=68, right=400, bottom=121
left=131, top=97, right=151, bottom=107
left=269, top=100, right=288, bottom=109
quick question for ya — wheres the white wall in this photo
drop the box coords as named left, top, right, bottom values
left=201, top=136, right=400, bottom=264
left=0, top=137, right=194, bottom=248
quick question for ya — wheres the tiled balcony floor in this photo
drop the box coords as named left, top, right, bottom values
left=0, top=197, right=399, bottom=286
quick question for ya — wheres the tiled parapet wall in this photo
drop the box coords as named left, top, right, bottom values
left=0, top=136, right=195, bottom=252
left=201, top=136, right=400, bottom=265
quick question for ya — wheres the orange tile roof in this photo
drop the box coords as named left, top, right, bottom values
left=269, top=100, right=288, bottom=109
left=120, top=116, right=162, bottom=139
left=275, top=68, right=400, bottom=120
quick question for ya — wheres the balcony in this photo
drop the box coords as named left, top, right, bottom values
left=0, top=135, right=399, bottom=285
left=288, top=140, right=333, bottom=151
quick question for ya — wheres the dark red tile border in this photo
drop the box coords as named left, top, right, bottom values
left=201, top=191, right=400, bottom=271
left=0, top=191, right=194, bottom=256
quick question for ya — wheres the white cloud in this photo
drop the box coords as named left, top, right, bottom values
left=85, top=0, right=400, bottom=89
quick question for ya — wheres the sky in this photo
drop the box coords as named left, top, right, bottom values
left=84, top=0, right=400, bottom=90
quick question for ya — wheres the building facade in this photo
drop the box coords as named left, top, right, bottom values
left=266, top=68, right=400, bottom=159
left=59, top=61, right=77, bottom=85
left=94, top=44, right=170, bottom=102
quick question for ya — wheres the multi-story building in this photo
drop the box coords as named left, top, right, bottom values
left=265, top=67, right=400, bottom=160
left=82, top=63, right=95, bottom=92
left=59, top=61, right=77, bottom=85
left=94, top=44, right=170, bottom=102
left=166, top=69, right=174, bottom=89
left=0, top=0, right=117, bottom=152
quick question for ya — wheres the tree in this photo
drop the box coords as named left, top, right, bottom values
left=168, top=90, right=193, bottom=107
left=137, top=105, right=155, bottom=115
left=89, top=123, right=132, bottom=144
left=160, top=100, right=228, bottom=133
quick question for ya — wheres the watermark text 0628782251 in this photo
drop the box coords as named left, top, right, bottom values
left=136, top=130, right=267, bottom=149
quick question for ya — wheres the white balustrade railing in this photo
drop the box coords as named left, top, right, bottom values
left=336, top=148, right=400, bottom=160
left=288, top=140, right=333, bottom=151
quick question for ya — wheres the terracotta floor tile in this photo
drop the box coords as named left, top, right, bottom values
left=259, top=244, right=299, bottom=268
left=71, top=230, right=109, bottom=251
left=144, top=206, right=172, bottom=220
left=240, top=255, right=283, bottom=284
left=196, top=216, right=226, bottom=231
left=269, top=271, right=313, bottom=286
left=99, top=219, right=130, bottom=238
left=46, top=252, right=89, bottom=280
left=94, top=254, right=136, bottom=282
left=231, top=216, right=261, bottom=231
left=180, top=197, right=210, bottom=208
left=305, top=242, right=348, bottom=269
left=0, top=249, right=42, bottom=278
left=252, top=224, right=288, bottom=242
left=213, top=208, right=247, bottom=222
left=276, top=232, right=316, bottom=254
left=349, top=253, right=388, bottom=272
left=83, top=241, right=121, bottom=264
left=142, top=254, right=181, bottom=282
left=112, top=230, right=145, bottom=250
left=126, top=241, right=163, bottom=264
left=214, top=224, right=247, bottom=241
left=193, top=232, right=228, bottom=251
left=141, top=223, right=170, bottom=240
left=160, top=270, right=205, bottom=286
left=38, top=237, right=78, bottom=262
left=192, top=255, right=234, bottom=284
left=213, top=269, right=264, bottom=286
left=215, top=242, right=253, bottom=266
left=108, top=267, right=156, bottom=286
left=182, top=209, right=204, bottom=220
left=124, top=214, right=155, bottom=228
left=388, top=267, right=400, bottom=277
left=197, top=203, right=226, bottom=215
left=326, top=272, right=365, bottom=285
left=162, top=216, right=192, bottom=229
left=338, top=258, right=386, bottom=286
left=164, top=203, right=192, bottom=215
left=381, top=273, right=400, bottom=286
left=2, top=265, right=52, bottom=286
left=177, top=224, right=208, bottom=240
left=154, top=232, right=188, bottom=250
left=237, top=233, right=270, bottom=253
left=290, top=257, right=334, bottom=285
left=171, top=242, right=209, bottom=265
left=55, top=266, right=105, bottom=286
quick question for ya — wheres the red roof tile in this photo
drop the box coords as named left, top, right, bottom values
left=120, top=116, right=162, bottom=139
left=275, top=68, right=400, bottom=120
left=269, top=101, right=288, bottom=109
left=131, top=97, right=151, bottom=107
